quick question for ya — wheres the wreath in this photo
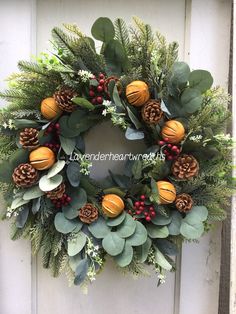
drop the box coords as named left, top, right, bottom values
left=0, top=17, right=233, bottom=288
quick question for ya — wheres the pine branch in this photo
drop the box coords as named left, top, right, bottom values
left=52, top=27, right=77, bottom=56
left=63, top=23, right=84, bottom=38
left=18, top=61, right=49, bottom=77
left=114, top=18, right=130, bottom=52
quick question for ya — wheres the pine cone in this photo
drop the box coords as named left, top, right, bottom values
left=53, top=88, right=77, bottom=112
left=12, top=163, right=39, bottom=188
left=79, top=203, right=99, bottom=224
left=172, top=154, right=199, bottom=180
left=19, top=128, right=40, bottom=150
left=46, top=183, right=66, bottom=200
left=104, top=76, right=122, bottom=95
left=175, top=193, right=193, bottom=213
left=141, top=99, right=163, bottom=124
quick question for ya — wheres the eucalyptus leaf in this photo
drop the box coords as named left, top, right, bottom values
left=39, top=174, right=63, bottom=192
left=135, top=237, right=152, bottom=263
left=126, top=221, right=147, bottom=246
left=146, top=224, right=169, bottom=239
left=102, top=232, right=125, bottom=256
left=47, top=160, right=66, bottom=178
left=11, top=197, right=30, bottom=210
left=132, top=160, right=142, bottom=180
left=16, top=206, right=29, bottom=228
left=116, top=214, right=136, bottom=238
left=62, top=204, right=80, bottom=220
left=72, top=97, right=95, bottom=110
left=107, top=211, right=126, bottom=227
left=126, top=106, right=142, bottom=129
left=189, top=70, right=213, bottom=93
left=68, top=188, right=87, bottom=210
left=154, top=239, right=179, bottom=256
left=125, top=127, right=144, bottom=140
left=59, top=116, right=80, bottom=138
left=114, top=242, right=133, bottom=267
left=88, top=217, right=111, bottom=239
left=181, top=88, right=203, bottom=114
left=154, top=247, right=172, bottom=271
left=59, top=136, right=76, bottom=155
left=151, top=213, right=172, bottom=226
left=168, top=211, right=182, bottom=235
left=91, top=17, right=115, bottom=42
left=74, top=258, right=89, bottom=285
left=23, top=186, right=44, bottom=201
left=66, top=162, right=81, bottom=187
left=180, top=221, right=204, bottom=239
left=31, top=197, right=41, bottom=214
left=54, top=212, right=78, bottom=234
left=67, top=231, right=87, bottom=256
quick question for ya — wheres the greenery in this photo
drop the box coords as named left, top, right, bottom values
left=0, top=17, right=234, bottom=289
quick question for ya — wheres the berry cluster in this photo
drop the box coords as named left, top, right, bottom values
left=89, top=73, right=106, bottom=105
left=130, top=195, right=156, bottom=222
left=158, top=137, right=181, bottom=161
left=44, top=122, right=60, bottom=153
left=50, top=194, right=72, bottom=209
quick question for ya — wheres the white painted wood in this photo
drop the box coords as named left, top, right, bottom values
left=230, top=1, right=236, bottom=313
left=0, top=2, right=34, bottom=314
left=179, top=1, right=231, bottom=314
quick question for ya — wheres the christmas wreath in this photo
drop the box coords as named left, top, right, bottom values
left=0, top=17, right=233, bottom=288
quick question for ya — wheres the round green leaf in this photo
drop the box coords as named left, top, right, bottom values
left=168, top=211, right=182, bottom=235
left=146, top=224, right=169, bottom=239
left=107, top=211, right=126, bottom=226
left=68, top=188, right=87, bottom=211
left=181, top=88, right=203, bottom=114
left=114, top=242, right=133, bottom=267
left=102, top=232, right=125, bottom=256
left=184, top=205, right=208, bottom=224
left=66, top=162, right=81, bottom=187
left=91, top=17, right=115, bottom=42
left=116, top=214, right=136, bottom=238
left=151, top=213, right=172, bottom=226
left=59, top=115, right=80, bottom=138
left=135, top=237, right=152, bottom=263
left=180, top=221, right=204, bottom=240
left=126, top=221, right=147, bottom=246
left=47, top=160, right=65, bottom=178
left=59, top=136, right=76, bottom=155
left=39, top=174, right=63, bottom=192
left=11, top=198, right=30, bottom=210
left=54, top=212, right=78, bottom=234
left=189, top=69, right=213, bottom=93
left=62, top=204, right=79, bottom=219
left=67, top=231, right=87, bottom=256
left=154, top=247, right=172, bottom=271
left=88, top=217, right=111, bottom=239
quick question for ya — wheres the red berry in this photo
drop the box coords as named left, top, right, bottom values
left=167, top=155, right=173, bottom=160
left=48, top=126, right=53, bottom=133
left=139, top=206, right=144, bottom=211
left=135, top=201, right=140, bottom=207
left=67, top=196, right=71, bottom=202
left=92, top=98, right=97, bottom=105
left=144, top=212, right=148, bottom=216
left=99, top=79, right=105, bottom=85
left=140, top=201, right=145, bottom=206
left=171, top=146, right=178, bottom=151
left=159, top=141, right=165, bottom=146
left=163, top=150, right=169, bottom=155
left=150, top=211, right=156, bottom=217
left=140, top=195, right=146, bottom=200
left=136, top=210, right=141, bottom=215
left=55, top=123, right=60, bottom=129
left=168, top=144, right=172, bottom=148
left=164, top=137, right=169, bottom=142
left=145, top=216, right=151, bottom=222
left=99, top=73, right=105, bottom=79
left=128, top=210, right=132, bottom=215
left=89, top=90, right=95, bottom=97
left=97, top=85, right=103, bottom=92
left=96, top=96, right=103, bottom=104
left=149, top=206, right=154, bottom=211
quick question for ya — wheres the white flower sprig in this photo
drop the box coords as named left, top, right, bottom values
left=78, top=70, right=94, bottom=82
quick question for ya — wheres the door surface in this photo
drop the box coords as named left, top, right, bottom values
left=0, top=1, right=231, bottom=314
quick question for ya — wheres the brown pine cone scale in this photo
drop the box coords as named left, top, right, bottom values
left=46, top=183, right=66, bottom=200
left=54, top=88, right=77, bottom=112
left=175, top=193, right=193, bottom=213
left=172, top=154, right=199, bottom=180
left=141, top=99, right=163, bottom=124
left=19, top=128, right=40, bottom=150
left=79, top=203, right=99, bottom=224
left=12, top=163, right=39, bottom=188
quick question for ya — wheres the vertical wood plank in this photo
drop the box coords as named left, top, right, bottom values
left=230, top=1, right=236, bottom=313
left=179, top=1, right=231, bottom=314
left=0, top=1, right=35, bottom=314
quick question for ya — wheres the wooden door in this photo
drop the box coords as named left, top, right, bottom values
left=0, top=1, right=231, bottom=314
